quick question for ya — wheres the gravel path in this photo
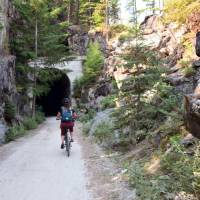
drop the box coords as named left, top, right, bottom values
left=0, top=118, right=91, bottom=200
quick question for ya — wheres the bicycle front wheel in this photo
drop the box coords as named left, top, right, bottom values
left=65, top=134, right=70, bottom=157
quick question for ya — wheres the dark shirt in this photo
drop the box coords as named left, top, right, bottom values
left=59, top=107, right=76, bottom=123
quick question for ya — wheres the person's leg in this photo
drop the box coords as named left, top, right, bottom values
left=69, top=126, right=74, bottom=142
left=60, top=125, right=65, bottom=148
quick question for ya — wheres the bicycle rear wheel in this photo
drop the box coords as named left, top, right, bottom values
left=64, top=131, right=70, bottom=157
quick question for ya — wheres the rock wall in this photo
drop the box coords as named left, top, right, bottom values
left=67, top=25, right=108, bottom=56
left=0, top=0, right=16, bottom=143
left=104, top=15, right=199, bottom=95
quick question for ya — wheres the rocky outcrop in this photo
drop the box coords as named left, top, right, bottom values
left=184, top=32, right=200, bottom=139
left=0, top=0, right=17, bottom=143
left=67, top=26, right=107, bottom=56
left=0, top=55, right=16, bottom=143
left=187, top=11, right=200, bottom=33
left=0, top=0, right=15, bottom=54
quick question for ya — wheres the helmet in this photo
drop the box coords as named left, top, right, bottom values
left=63, top=97, right=70, bottom=104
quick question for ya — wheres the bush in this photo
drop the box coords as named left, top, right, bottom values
left=100, top=95, right=116, bottom=110
left=23, top=117, right=38, bottom=130
left=93, top=122, right=113, bottom=143
left=82, top=121, right=92, bottom=136
left=5, top=124, right=26, bottom=142
left=73, top=77, right=84, bottom=98
left=182, top=66, right=196, bottom=77
left=109, top=24, right=129, bottom=38
left=35, top=111, right=45, bottom=124
left=128, top=160, right=173, bottom=200
left=83, top=42, right=104, bottom=85
left=79, top=109, right=96, bottom=123
left=164, top=0, right=200, bottom=24
left=118, top=32, right=134, bottom=42
left=4, top=100, right=16, bottom=122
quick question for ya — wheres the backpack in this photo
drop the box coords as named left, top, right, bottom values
left=61, top=107, right=73, bottom=122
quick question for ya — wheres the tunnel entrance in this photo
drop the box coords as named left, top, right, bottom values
left=36, top=69, right=71, bottom=116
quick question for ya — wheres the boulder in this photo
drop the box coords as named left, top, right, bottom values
left=88, top=108, right=114, bottom=136
left=140, top=15, right=165, bottom=35
left=0, top=123, right=7, bottom=144
left=193, top=59, right=200, bottom=68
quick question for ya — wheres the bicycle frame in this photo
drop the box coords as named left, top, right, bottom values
left=64, top=127, right=71, bottom=157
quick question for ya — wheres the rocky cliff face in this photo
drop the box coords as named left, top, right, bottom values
left=82, top=15, right=200, bottom=141
left=67, top=25, right=107, bottom=56
left=0, top=0, right=16, bottom=143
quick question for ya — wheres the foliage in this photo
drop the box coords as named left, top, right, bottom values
left=93, top=121, right=114, bottom=143
left=4, top=100, right=16, bottom=122
left=79, top=109, right=97, bottom=123
left=73, top=78, right=84, bottom=99
left=100, top=94, right=116, bottom=110
left=74, top=42, right=104, bottom=95
left=35, top=111, right=45, bottom=123
left=92, top=2, right=106, bottom=27
left=11, top=0, right=68, bottom=64
left=128, top=159, right=173, bottom=200
left=23, top=117, right=38, bottom=130
left=182, top=66, right=196, bottom=77
left=164, top=0, right=200, bottom=24
left=109, top=24, right=129, bottom=38
left=16, top=64, right=31, bottom=93
left=82, top=121, right=92, bottom=136
left=5, top=109, right=45, bottom=142
left=5, top=124, right=26, bottom=142
left=112, top=27, right=183, bottom=145
left=123, top=138, right=200, bottom=200
left=83, top=42, right=104, bottom=83
left=35, top=68, right=64, bottom=97
left=178, top=59, right=196, bottom=77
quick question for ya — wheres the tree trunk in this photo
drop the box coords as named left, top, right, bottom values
left=76, top=0, right=80, bottom=24
left=32, top=19, right=38, bottom=118
left=68, top=0, right=71, bottom=23
left=105, top=0, right=109, bottom=42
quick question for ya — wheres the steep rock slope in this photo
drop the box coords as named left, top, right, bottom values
left=0, top=0, right=16, bottom=143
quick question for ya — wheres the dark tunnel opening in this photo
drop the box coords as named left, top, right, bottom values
left=36, top=69, right=71, bottom=116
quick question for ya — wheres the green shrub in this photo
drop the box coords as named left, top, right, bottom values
left=182, top=66, right=196, bottom=77
left=79, top=109, right=96, bottom=123
left=5, top=124, right=26, bottom=142
left=109, top=24, right=129, bottom=38
left=73, top=77, right=84, bottom=98
left=4, top=100, right=16, bottom=122
left=164, top=0, right=200, bottom=24
left=118, top=32, right=134, bottom=42
left=93, top=122, right=113, bottom=143
left=23, top=117, right=38, bottom=130
left=82, top=121, right=92, bottom=136
left=100, top=95, right=116, bottom=110
left=82, top=42, right=104, bottom=85
left=128, top=160, right=173, bottom=200
left=35, top=111, right=45, bottom=124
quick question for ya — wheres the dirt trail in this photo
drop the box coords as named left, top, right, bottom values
left=0, top=118, right=90, bottom=200
left=0, top=58, right=135, bottom=200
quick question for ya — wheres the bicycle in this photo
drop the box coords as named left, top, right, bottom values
left=56, top=118, right=72, bottom=157
left=63, top=127, right=72, bottom=157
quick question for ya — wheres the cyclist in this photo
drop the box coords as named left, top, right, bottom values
left=57, top=98, right=77, bottom=149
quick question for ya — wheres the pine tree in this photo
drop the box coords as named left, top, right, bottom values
left=11, top=0, right=68, bottom=116
left=112, top=27, right=177, bottom=142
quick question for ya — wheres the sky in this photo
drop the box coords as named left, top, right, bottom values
left=119, top=0, right=164, bottom=24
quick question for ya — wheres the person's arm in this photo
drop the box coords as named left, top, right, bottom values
left=56, top=108, right=62, bottom=120
left=72, top=109, right=78, bottom=119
